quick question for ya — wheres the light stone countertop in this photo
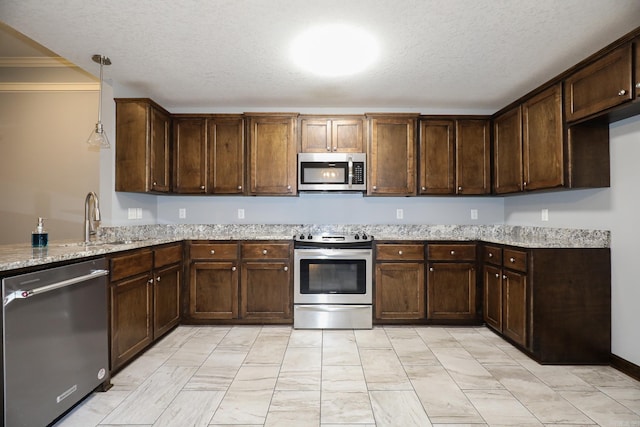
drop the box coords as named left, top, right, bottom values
left=0, top=224, right=610, bottom=273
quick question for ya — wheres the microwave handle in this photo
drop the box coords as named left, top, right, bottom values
left=348, top=156, right=353, bottom=188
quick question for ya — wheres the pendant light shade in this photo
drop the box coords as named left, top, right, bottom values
left=87, top=54, right=111, bottom=149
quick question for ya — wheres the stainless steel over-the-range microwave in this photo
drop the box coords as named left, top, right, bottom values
left=297, top=152, right=366, bottom=191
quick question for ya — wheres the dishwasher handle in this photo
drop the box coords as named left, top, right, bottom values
left=3, top=269, right=109, bottom=307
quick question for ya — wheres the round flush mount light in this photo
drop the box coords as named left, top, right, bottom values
left=291, top=24, right=379, bottom=77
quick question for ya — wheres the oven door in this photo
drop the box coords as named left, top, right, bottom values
left=294, top=248, right=372, bottom=304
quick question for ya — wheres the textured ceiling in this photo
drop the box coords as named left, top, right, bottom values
left=1, top=0, right=639, bottom=113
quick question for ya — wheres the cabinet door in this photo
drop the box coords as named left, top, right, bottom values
left=189, top=261, right=239, bottom=319
left=375, top=262, right=425, bottom=320
left=333, top=119, right=364, bottom=152
left=427, top=262, right=477, bottom=320
left=110, top=274, right=153, bottom=370
left=456, top=119, right=490, bottom=194
left=564, top=44, right=633, bottom=122
left=241, top=261, right=292, bottom=320
left=153, top=263, right=181, bottom=339
left=173, top=118, right=207, bottom=193
left=419, top=120, right=454, bottom=194
left=247, top=115, right=297, bottom=195
left=208, top=116, right=245, bottom=194
left=368, top=116, right=417, bottom=195
left=503, top=269, right=528, bottom=347
left=523, top=84, right=563, bottom=191
left=636, top=40, right=640, bottom=100
left=300, top=118, right=331, bottom=152
left=493, top=106, right=523, bottom=194
left=150, top=106, right=171, bottom=192
left=483, top=264, right=502, bottom=331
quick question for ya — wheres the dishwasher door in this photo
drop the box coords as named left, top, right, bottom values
left=2, top=258, right=109, bottom=427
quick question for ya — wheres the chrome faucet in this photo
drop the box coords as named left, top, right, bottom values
left=84, top=192, right=102, bottom=243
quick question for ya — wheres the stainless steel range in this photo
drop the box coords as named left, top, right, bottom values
left=293, top=232, right=373, bottom=329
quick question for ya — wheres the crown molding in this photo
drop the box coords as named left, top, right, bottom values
left=0, top=82, right=100, bottom=92
left=0, top=57, right=77, bottom=68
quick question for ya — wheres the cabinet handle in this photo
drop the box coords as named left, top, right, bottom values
left=618, top=89, right=627, bottom=96
left=153, top=181, right=157, bottom=186
left=495, top=273, right=500, bottom=278
left=458, top=186, right=462, bottom=191
left=156, top=276, right=161, bottom=282
left=287, top=185, right=291, bottom=191
left=488, top=253, right=493, bottom=258
left=429, top=267, right=434, bottom=272
left=398, top=250, right=403, bottom=255
left=284, top=266, right=289, bottom=272
left=333, top=147, right=337, bottom=152
left=450, top=250, right=455, bottom=255
left=373, top=186, right=377, bottom=190
left=636, top=82, right=640, bottom=89
left=237, top=185, right=242, bottom=190
left=326, top=146, right=331, bottom=151
left=503, top=275, right=507, bottom=279
left=148, top=278, right=154, bottom=284
left=232, top=266, right=236, bottom=271
left=523, top=181, right=527, bottom=187
left=200, top=185, right=205, bottom=190
left=509, top=257, right=516, bottom=263
left=421, top=186, right=426, bottom=191
left=262, top=249, right=268, bottom=255
left=210, top=249, right=215, bottom=255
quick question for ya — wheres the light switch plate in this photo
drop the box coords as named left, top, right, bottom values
left=128, top=208, right=136, bottom=220
left=136, top=208, right=142, bottom=219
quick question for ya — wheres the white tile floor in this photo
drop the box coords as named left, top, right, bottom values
left=53, top=325, right=640, bottom=427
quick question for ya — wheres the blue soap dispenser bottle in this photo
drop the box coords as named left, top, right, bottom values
left=31, top=217, right=48, bottom=247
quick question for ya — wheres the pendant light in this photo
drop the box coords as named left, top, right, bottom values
left=86, top=54, right=111, bottom=149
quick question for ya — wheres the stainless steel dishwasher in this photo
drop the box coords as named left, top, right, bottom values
left=2, top=258, right=109, bottom=427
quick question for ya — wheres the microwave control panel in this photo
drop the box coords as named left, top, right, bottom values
left=353, top=162, right=365, bottom=184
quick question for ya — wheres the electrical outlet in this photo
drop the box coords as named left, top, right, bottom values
left=471, top=209, right=478, bottom=220
left=136, top=208, right=142, bottom=219
left=179, top=208, right=186, bottom=219
left=541, top=208, right=549, bottom=221
left=127, top=208, right=136, bottom=220
left=238, top=208, right=245, bottom=219
left=396, top=209, right=403, bottom=220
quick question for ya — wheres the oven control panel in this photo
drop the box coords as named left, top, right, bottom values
left=294, top=233, right=373, bottom=243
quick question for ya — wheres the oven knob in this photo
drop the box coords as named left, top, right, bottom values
left=307, top=234, right=313, bottom=240
left=299, top=234, right=305, bottom=240
left=362, top=233, right=368, bottom=240
left=354, top=234, right=360, bottom=240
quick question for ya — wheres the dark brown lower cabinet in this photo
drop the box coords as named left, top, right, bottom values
left=375, top=262, right=425, bottom=320
left=482, top=244, right=611, bottom=364
left=189, top=261, right=239, bottom=319
left=426, top=243, right=479, bottom=321
left=110, top=244, right=183, bottom=371
left=241, top=261, right=291, bottom=320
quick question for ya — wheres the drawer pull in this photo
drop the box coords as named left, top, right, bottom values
left=148, top=278, right=154, bottom=284
left=509, top=257, right=516, bottom=263
left=618, top=89, right=627, bottom=96
left=421, top=186, right=426, bottom=191
left=450, top=250, right=455, bottom=255
left=284, top=266, right=289, bottom=272
left=495, top=273, right=500, bottom=278
left=237, top=185, right=242, bottom=190
left=200, top=185, right=205, bottom=190
left=210, top=249, right=215, bottom=255
left=503, top=275, right=507, bottom=279
left=488, top=253, right=493, bottom=258
left=153, top=181, right=157, bottom=186
left=287, top=185, right=291, bottom=191
left=262, top=249, right=268, bottom=255
left=156, top=276, right=161, bottom=282
left=373, top=186, right=377, bottom=190
left=232, top=266, right=236, bottom=271
left=458, top=186, right=462, bottom=191
left=429, top=267, right=434, bottom=272
left=636, top=82, right=640, bottom=89
left=398, top=250, right=403, bottom=255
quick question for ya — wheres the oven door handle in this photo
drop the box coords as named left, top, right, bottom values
left=348, top=156, right=353, bottom=188
left=300, top=305, right=371, bottom=312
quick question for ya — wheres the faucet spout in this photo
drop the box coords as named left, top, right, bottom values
left=84, top=192, right=101, bottom=243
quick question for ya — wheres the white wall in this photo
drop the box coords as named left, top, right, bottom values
left=504, top=115, right=640, bottom=366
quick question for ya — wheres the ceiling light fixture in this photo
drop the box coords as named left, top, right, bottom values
left=86, top=54, right=111, bottom=149
left=291, top=24, right=379, bottom=77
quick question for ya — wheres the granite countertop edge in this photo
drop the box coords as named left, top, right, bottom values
left=0, top=224, right=610, bottom=273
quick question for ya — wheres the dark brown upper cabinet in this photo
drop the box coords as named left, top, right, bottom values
left=172, top=115, right=245, bottom=195
left=115, top=98, right=171, bottom=193
left=367, top=114, right=418, bottom=196
left=493, top=106, right=523, bottom=194
left=564, top=44, right=633, bottom=123
left=419, top=118, right=490, bottom=195
left=246, top=113, right=298, bottom=196
left=300, top=116, right=364, bottom=153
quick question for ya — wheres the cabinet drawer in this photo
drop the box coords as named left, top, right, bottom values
left=483, top=245, right=503, bottom=265
left=503, top=248, right=528, bottom=272
left=110, top=249, right=153, bottom=282
left=190, top=243, right=238, bottom=260
left=154, top=243, right=183, bottom=268
left=427, top=243, right=476, bottom=261
left=376, top=244, right=424, bottom=261
left=241, top=242, right=291, bottom=259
